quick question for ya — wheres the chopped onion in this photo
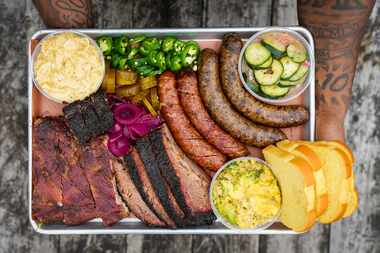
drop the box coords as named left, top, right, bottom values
left=113, top=103, right=144, bottom=125
left=108, top=123, right=123, bottom=141
left=107, top=97, right=162, bottom=157
left=107, top=136, right=130, bottom=157
left=129, top=124, right=152, bottom=139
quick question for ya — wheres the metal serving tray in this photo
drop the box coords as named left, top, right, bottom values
left=28, top=27, right=315, bottom=235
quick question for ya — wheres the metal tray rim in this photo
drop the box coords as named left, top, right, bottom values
left=28, top=27, right=315, bottom=235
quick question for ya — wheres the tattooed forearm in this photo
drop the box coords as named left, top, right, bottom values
left=33, top=0, right=93, bottom=28
left=298, top=0, right=375, bottom=140
left=298, top=0, right=374, bottom=110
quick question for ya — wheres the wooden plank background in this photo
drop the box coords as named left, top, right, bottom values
left=0, top=0, right=378, bottom=252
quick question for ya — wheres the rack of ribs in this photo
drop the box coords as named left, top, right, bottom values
left=79, top=136, right=129, bottom=226
left=32, top=117, right=128, bottom=226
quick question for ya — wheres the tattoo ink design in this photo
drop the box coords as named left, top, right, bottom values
left=298, top=0, right=375, bottom=112
left=49, top=0, right=92, bottom=27
left=33, top=0, right=93, bottom=28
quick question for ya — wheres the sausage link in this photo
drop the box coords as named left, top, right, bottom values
left=177, top=69, right=248, bottom=158
left=220, top=33, right=310, bottom=128
left=158, top=71, right=227, bottom=171
left=198, top=49, right=286, bottom=147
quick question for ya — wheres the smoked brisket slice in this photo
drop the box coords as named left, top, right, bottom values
left=149, top=125, right=216, bottom=225
left=134, top=136, right=186, bottom=227
left=125, top=149, right=177, bottom=228
left=63, top=90, right=114, bottom=144
left=113, top=159, right=165, bottom=227
left=79, top=137, right=129, bottom=226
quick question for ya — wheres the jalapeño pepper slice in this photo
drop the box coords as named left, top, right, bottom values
left=111, top=53, right=127, bottom=69
left=167, top=52, right=182, bottom=72
left=173, top=40, right=185, bottom=53
left=156, top=51, right=166, bottom=71
left=162, top=36, right=177, bottom=52
left=148, top=51, right=159, bottom=66
left=114, top=36, right=129, bottom=55
left=127, top=48, right=139, bottom=59
left=181, top=41, right=200, bottom=67
left=127, top=58, right=148, bottom=69
left=148, top=51, right=166, bottom=69
left=140, top=37, right=161, bottom=55
left=136, top=65, right=155, bottom=76
left=97, top=36, right=113, bottom=56
left=129, top=35, right=146, bottom=46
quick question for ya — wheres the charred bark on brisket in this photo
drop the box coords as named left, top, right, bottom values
left=124, top=152, right=177, bottom=228
left=114, top=160, right=166, bottom=227
left=148, top=126, right=216, bottom=226
left=63, top=90, right=113, bottom=144
left=134, top=136, right=186, bottom=227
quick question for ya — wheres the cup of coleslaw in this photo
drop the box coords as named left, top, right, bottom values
left=31, top=31, right=105, bottom=104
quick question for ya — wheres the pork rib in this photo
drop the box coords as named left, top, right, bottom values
left=55, top=123, right=97, bottom=225
left=79, top=137, right=129, bottom=226
left=32, top=117, right=65, bottom=223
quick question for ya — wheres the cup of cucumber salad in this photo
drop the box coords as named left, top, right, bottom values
left=239, top=27, right=314, bottom=104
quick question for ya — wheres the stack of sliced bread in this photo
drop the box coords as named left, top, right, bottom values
left=263, top=140, right=358, bottom=232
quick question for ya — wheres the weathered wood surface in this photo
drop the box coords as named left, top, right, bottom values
left=0, top=0, right=378, bottom=252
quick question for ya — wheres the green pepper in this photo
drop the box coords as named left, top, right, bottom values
left=148, top=51, right=166, bottom=69
left=167, top=52, right=182, bottom=72
left=156, top=51, right=166, bottom=70
left=127, top=58, right=148, bottom=69
left=142, top=37, right=161, bottom=51
left=150, top=69, right=163, bottom=76
left=111, top=53, right=127, bottom=69
left=97, top=36, right=113, bottom=55
left=118, top=58, right=128, bottom=69
left=162, top=36, right=177, bottom=52
left=129, top=35, right=146, bottom=46
left=127, top=48, right=139, bottom=59
left=148, top=51, right=159, bottom=66
left=139, top=46, right=151, bottom=56
left=181, top=41, right=200, bottom=67
left=136, top=65, right=155, bottom=76
left=173, top=40, right=185, bottom=53
left=114, top=36, right=129, bottom=55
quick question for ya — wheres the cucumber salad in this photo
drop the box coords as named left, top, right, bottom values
left=242, top=32, right=310, bottom=99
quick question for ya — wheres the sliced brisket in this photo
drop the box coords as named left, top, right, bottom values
left=125, top=148, right=177, bottom=228
left=113, top=159, right=165, bottom=227
left=134, top=136, right=186, bottom=227
left=63, top=90, right=114, bottom=144
left=148, top=125, right=216, bottom=225
left=79, top=137, right=129, bottom=226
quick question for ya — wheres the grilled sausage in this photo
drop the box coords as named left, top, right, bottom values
left=177, top=69, right=248, bottom=158
left=220, top=33, right=309, bottom=127
left=158, top=71, right=227, bottom=171
left=198, top=49, right=286, bottom=147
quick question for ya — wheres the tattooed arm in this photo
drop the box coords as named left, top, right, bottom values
left=33, top=0, right=93, bottom=28
left=298, top=0, right=375, bottom=141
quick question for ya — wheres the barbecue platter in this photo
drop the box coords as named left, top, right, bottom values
left=28, top=28, right=358, bottom=234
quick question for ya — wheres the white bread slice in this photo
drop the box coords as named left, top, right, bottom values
left=276, top=140, right=328, bottom=217
left=299, top=142, right=350, bottom=223
left=263, top=145, right=317, bottom=232
left=317, top=141, right=358, bottom=218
